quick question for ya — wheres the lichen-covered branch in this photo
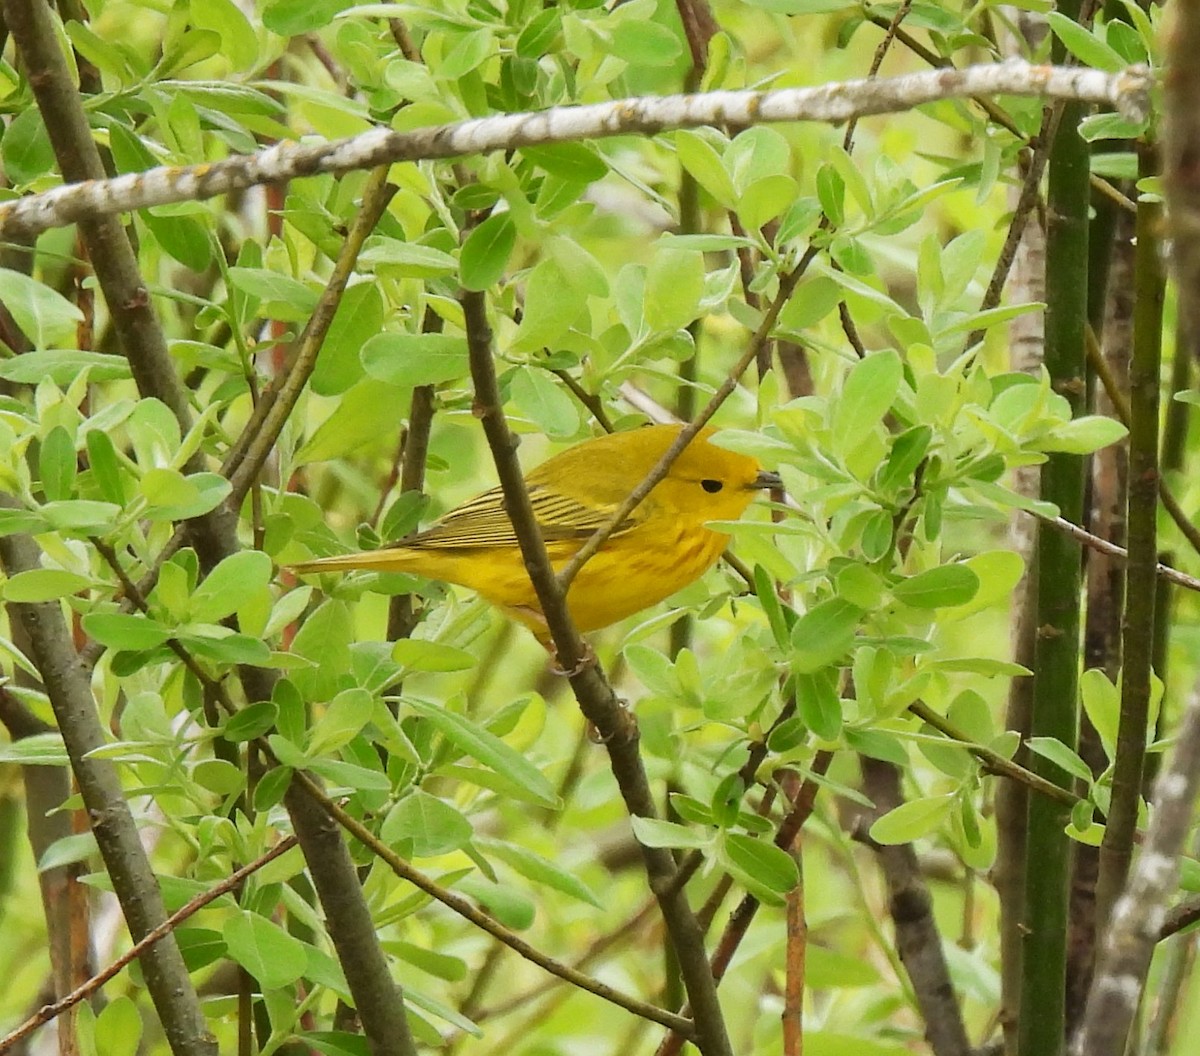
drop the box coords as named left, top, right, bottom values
left=0, top=63, right=1150, bottom=240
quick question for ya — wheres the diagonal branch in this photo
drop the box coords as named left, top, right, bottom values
left=0, top=837, right=299, bottom=1055
left=461, top=289, right=734, bottom=1056
left=0, top=524, right=214, bottom=1056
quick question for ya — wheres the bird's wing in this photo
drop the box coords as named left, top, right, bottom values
left=400, top=484, right=637, bottom=550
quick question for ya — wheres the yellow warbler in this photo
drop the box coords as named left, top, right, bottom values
left=291, top=424, right=778, bottom=642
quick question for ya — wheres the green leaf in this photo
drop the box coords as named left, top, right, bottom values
left=190, top=0, right=258, bottom=69
left=0, top=270, right=85, bottom=349
left=675, top=130, right=736, bottom=209
left=831, top=350, right=902, bottom=456
left=254, top=766, right=293, bottom=811
left=722, top=832, right=799, bottom=898
left=262, top=0, right=348, bottom=35
left=226, top=267, right=319, bottom=316
left=476, top=838, right=602, bottom=908
left=508, top=367, right=580, bottom=439
left=81, top=612, right=173, bottom=651
left=1039, top=415, right=1128, bottom=454
left=143, top=212, right=212, bottom=271
left=406, top=699, right=558, bottom=808
left=1081, top=668, right=1118, bottom=758
left=224, top=910, right=308, bottom=990
left=289, top=598, right=353, bottom=701
left=1027, top=737, right=1095, bottom=785
left=878, top=426, right=932, bottom=492
left=795, top=669, right=842, bottom=740
left=0, top=350, right=131, bottom=384
left=2, top=569, right=91, bottom=603
left=1047, top=11, right=1126, bottom=71
left=738, top=174, right=798, bottom=231
left=392, top=639, right=477, bottom=673
left=624, top=643, right=680, bottom=697
left=359, top=239, right=457, bottom=279
left=380, top=791, right=473, bottom=857
left=180, top=630, right=271, bottom=667
left=790, top=598, right=861, bottom=674
left=892, top=566, right=979, bottom=609
left=644, top=247, right=705, bottom=333
left=520, top=143, right=608, bottom=183
left=2, top=108, right=55, bottom=185
left=190, top=550, right=273, bottom=624
left=455, top=876, right=536, bottom=930
left=388, top=941, right=468, bottom=982
left=510, top=259, right=586, bottom=351
left=869, top=794, right=954, bottom=844
left=40, top=501, right=118, bottom=535
left=86, top=430, right=127, bottom=505
left=360, top=333, right=469, bottom=387
left=223, top=701, right=278, bottom=743
left=0, top=731, right=68, bottom=765
left=630, top=816, right=709, bottom=850
left=610, top=19, right=682, bottom=66
left=0, top=507, right=48, bottom=536
left=139, top=470, right=231, bottom=521
left=460, top=213, right=517, bottom=291
left=39, top=426, right=76, bottom=502
left=309, top=281, right=384, bottom=396
left=309, top=688, right=375, bottom=755
left=95, top=995, right=141, bottom=1056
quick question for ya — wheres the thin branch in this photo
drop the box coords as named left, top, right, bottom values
left=1095, top=141, right=1164, bottom=934
left=460, top=288, right=730, bottom=1054
left=288, top=771, right=694, bottom=1036
left=1032, top=512, right=1200, bottom=595
left=558, top=248, right=811, bottom=592
left=0, top=64, right=1151, bottom=240
left=655, top=753, right=830, bottom=1056
left=1070, top=673, right=1200, bottom=1056
left=908, top=701, right=1080, bottom=807
left=859, top=758, right=971, bottom=1056
left=1085, top=324, right=1200, bottom=558
left=78, top=169, right=397, bottom=666
left=0, top=524, right=214, bottom=1056
left=222, top=168, right=397, bottom=508
left=0, top=838, right=299, bottom=1055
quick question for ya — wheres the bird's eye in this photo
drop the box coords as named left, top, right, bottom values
left=700, top=479, right=724, bottom=494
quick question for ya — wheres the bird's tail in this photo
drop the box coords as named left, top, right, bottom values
left=288, top=548, right=416, bottom=575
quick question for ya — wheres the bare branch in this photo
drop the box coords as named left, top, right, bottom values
left=0, top=838, right=299, bottom=1055
left=0, top=63, right=1150, bottom=240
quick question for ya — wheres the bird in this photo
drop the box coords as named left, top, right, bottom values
left=290, top=424, right=780, bottom=644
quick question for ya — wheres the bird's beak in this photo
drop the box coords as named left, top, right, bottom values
left=752, top=470, right=783, bottom=490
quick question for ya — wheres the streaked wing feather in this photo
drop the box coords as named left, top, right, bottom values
left=399, top=484, right=636, bottom=550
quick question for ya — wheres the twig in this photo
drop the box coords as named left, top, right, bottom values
left=288, top=771, right=694, bottom=1036
left=908, top=701, right=1080, bottom=807
left=0, top=838, right=299, bottom=1054
left=1084, top=325, right=1200, bottom=558
left=858, top=759, right=971, bottom=1056
left=1031, top=513, right=1200, bottom=595
left=0, top=523, right=213, bottom=1056
left=460, top=289, right=729, bottom=1053
left=78, top=169, right=397, bottom=666
left=557, top=248, right=810, bottom=592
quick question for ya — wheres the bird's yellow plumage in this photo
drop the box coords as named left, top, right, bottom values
left=291, top=424, right=778, bottom=642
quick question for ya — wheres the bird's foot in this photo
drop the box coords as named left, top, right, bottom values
left=551, top=640, right=597, bottom=678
